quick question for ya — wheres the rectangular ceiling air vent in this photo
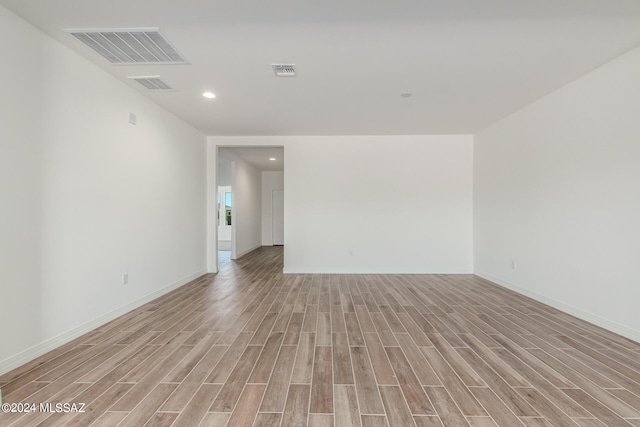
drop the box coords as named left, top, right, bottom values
left=128, top=76, right=173, bottom=91
left=272, top=64, right=296, bottom=77
left=65, top=28, right=187, bottom=65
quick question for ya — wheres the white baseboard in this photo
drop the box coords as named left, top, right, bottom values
left=235, top=244, right=261, bottom=259
left=475, top=270, right=640, bottom=344
left=0, top=270, right=207, bottom=376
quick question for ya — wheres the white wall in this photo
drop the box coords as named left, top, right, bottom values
left=234, top=157, right=262, bottom=257
left=217, top=159, right=233, bottom=186
left=0, top=7, right=207, bottom=373
left=0, top=6, right=45, bottom=373
left=262, top=171, right=285, bottom=246
left=209, top=136, right=473, bottom=273
left=474, top=46, right=640, bottom=341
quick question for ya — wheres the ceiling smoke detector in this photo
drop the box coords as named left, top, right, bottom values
left=272, top=64, right=296, bottom=77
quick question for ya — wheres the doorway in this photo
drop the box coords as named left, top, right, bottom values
left=217, top=186, right=232, bottom=251
left=208, top=144, right=284, bottom=273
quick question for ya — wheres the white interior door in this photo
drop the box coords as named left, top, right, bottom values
left=272, top=190, right=284, bottom=246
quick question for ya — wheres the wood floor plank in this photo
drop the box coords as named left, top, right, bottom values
left=466, top=417, right=499, bottom=427
left=172, top=383, right=221, bottom=427
left=308, top=413, right=334, bottom=426
left=420, top=347, right=486, bottom=416
left=317, top=312, right=332, bottom=346
left=459, top=334, right=532, bottom=388
left=303, top=304, right=319, bottom=333
left=77, top=331, right=160, bottom=383
left=379, top=385, right=416, bottom=427
left=144, top=412, right=180, bottom=427
left=205, top=332, right=253, bottom=383
left=331, top=303, right=347, bottom=334
left=361, top=414, right=390, bottom=427
left=385, top=347, right=435, bottom=415
left=484, top=344, right=593, bottom=418
left=346, top=312, right=366, bottom=346
left=198, top=412, right=230, bottom=426
left=469, top=387, right=526, bottom=427
left=355, top=305, right=377, bottom=333
left=209, top=345, right=262, bottom=412
left=351, top=346, right=386, bottom=414
left=9, top=382, right=90, bottom=427
left=562, top=388, right=633, bottom=426
left=292, top=332, right=316, bottom=384
left=284, top=313, right=304, bottom=345
left=163, top=332, right=221, bottom=383
left=363, top=332, right=398, bottom=385
left=282, top=384, right=311, bottom=427
left=519, top=418, right=555, bottom=427
left=249, top=312, right=278, bottom=345
left=260, top=345, right=297, bottom=412
left=161, top=347, right=225, bottom=411
left=121, top=332, right=191, bottom=382
left=333, top=333, right=355, bottom=385
left=514, top=388, right=578, bottom=427
left=0, top=382, right=57, bottom=423
left=572, top=419, right=609, bottom=427
left=111, top=346, right=192, bottom=412
left=117, top=383, right=177, bottom=427
left=425, top=386, right=469, bottom=427
left=397, top=313, right=434, bottom=347
left=1, top=247, right=639, bottom=427
left=249, top=332, right=284, bottom=383
left=430, top=334, right=485, bottom=387
left=254, top=412, right=283, bottom=427
left=523, top=337, right=622, bottom=389
left=90, top=411, right=129, bottom=426
left=455, top=347, right=539, bottom=417
left=225, top=384, right=266, bottom=427
left=607, top=388, right=640, bottom=413
left=413, top=416, right=446, bottom=426
left=310, top=346, right=333, bottom=413
left=395, top=334, right=441, bottom=386
left=335, top=384, right=362, bottom=427
left=371, top=313, right=399, bottom=346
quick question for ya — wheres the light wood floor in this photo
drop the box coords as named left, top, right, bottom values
left=2, top=247, right=640, bottom=427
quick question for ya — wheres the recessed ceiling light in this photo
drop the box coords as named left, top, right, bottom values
left=400, top=93, right=412, bottom=98
left=269, top=157, right=276, bottom=161
left=202, top=92, right=216, bottom=99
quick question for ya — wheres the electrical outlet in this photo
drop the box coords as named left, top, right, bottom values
left=122, top=273, right=129, bottom=285
left=511, top=260, right=517, bottom=270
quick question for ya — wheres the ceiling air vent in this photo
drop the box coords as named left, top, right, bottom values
left=65, top=28, right=187, bottom=65
left=272, top=64, right=296, bottom=77
left=129, top=76, right=173, bottom=91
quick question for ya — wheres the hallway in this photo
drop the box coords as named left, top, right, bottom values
left=1, top=247, right=640, bottom=426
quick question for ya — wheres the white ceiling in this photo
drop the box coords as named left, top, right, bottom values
left=3, top=0, right=640, bottom=135
left=219, top=147, right=284, bottom=172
